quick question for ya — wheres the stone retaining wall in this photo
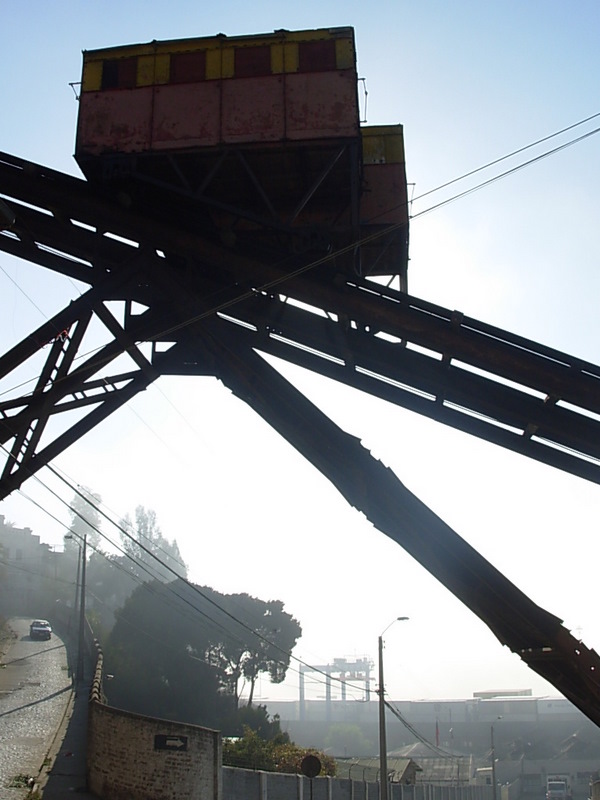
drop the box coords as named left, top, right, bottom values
left=88, top=692, right=221, bottom=800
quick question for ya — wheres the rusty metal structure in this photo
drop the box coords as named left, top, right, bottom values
left=1, top=27, right=600, bottom=726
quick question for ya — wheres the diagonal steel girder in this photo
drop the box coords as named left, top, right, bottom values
left=0, top=285, right=161, bottom=496
left=191, top=317, right=600, bottom=728
left=160, top=291, right=600, bottom=484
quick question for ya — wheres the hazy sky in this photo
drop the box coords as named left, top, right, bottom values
left=1, top=1, right=599, bottom=707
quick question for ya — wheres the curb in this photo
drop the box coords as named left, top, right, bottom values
left=34, top=681, right=76, bottom=795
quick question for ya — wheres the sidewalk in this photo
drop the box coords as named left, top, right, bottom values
left=36, top=679, right=96, bottom=798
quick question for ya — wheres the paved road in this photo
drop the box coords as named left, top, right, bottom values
left=0, top=617, right=72, bottom=799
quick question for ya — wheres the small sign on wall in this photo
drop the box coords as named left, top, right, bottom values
left=154, top=734, right=188, bottom=752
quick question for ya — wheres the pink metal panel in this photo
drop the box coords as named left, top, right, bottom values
left=77, top=67, right=359, bottom=156
left=151, top=82, right=221, bottom=149
left=77, top=89, right=153, bottom=155
left=221, top=76, right=285, bottom=144
left=360, top=163, right=408, bottom=225
left=285, top=71, right=359, bottom=140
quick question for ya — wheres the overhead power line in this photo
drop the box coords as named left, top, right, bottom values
left=385, top=699, right=458, bottom=759
left=2, top=111, right=599, bottom=702
left=3, top=443, right=370, bottom=702
left=412, top=109, right=600, bottom=205
left=1, top=110, right=599, bottom=406
left=412, top=125, right=600, bottom=220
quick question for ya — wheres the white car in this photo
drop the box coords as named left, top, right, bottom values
left=30, top=619, right=52, bottom=640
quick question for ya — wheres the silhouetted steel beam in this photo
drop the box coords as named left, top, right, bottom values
left=202, top=322, right=600, bottom=728
left=2, top=148, right=600, bottom=725
left=2, top=150, right=600, bottom=490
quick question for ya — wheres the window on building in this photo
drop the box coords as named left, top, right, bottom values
left=298, top=40, right=337, bottom=73
left=235, top=45, right=271, bottom=78
left=101, top=57, right=138, bottom=89
left=170, top=51, right=206, bottom=83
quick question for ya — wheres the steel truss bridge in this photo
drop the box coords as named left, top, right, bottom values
left=1, top=150, right=600, bottom=724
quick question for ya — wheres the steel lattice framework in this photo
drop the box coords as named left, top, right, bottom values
left=1, top=149, right=600, bottom=725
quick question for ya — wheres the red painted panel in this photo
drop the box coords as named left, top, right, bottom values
left=234, top=46, right=271, bottom=78
left=152, top=82, right=221, bottom=148
left=77, top=89, right=153, bottom=154
left=285, top=72, right=358, bottom=140
left=221, top=76, right=285, bottom=144
left=298, top=39, right=337, bottom=72
left=101, top=57, right=137, bottom=90
left=170, top=51, right=207, bottom=83
left=360, top=163, right=408, bottom=225
left=78, top=69, right=359, bottom=156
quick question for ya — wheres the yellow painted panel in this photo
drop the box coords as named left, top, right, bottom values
left=384, top=133, right=405, bottom=163
left=283, top=43, right=299, bottom=73
left=137, top=55, right=155, bottom=87
left=154, top=54, right=170, bottom=84
left=336, top=38, right=355, bottom=70
left=287, top=29, right=331, bottom=42
left=221, top=47, right=235, bottom=78
left=84, top=43, right=155, bottom=60
left=81, top=60, right=103, bottom=92
left=271, top=44, right=284, bottom=74
left=156, top=38, right=209, bottom=55
left=362, top=125, right=405, bottom=164
left=205, top=48, right=221, bottom=79
left=234, top=35, right=272, bottom=48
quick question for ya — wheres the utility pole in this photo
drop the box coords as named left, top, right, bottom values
left=378, top=634, right=388, bottom=800
left=76, top=533, right=87, bottom=684
left=491, top=716, right=502, bottom=800
left=378, top=617, right=409, bottom=800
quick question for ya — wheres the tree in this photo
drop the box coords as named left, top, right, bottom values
left=221, top=702, right=289, bottom=740
left=66, top=487, right=102, bottom=551
left=104, top=579, right=223, bottom=725
left=119, top=506, right=187, bottom=582
left=103, top=578, right=301, bottom=730
left=83, top=549, right=143, bottom=637
left=203, top=592, right=302, bottom=706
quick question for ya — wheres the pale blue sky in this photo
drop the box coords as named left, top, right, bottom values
left=1, top=2, right=599, bottom=704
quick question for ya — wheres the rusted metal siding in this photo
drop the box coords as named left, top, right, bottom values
left=76, top=28, right=359, bottom=156
left=73, top=27, right=408, bottom=281
left=361, top=125, right=408, bottom=225
left=359, top=125, right=409, bottom=281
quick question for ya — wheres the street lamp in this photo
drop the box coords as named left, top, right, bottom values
left=491, top=716, right=502, bottom=800
left=378, top=616, right=409, bottom=800
left=65, top=531, right=87, bottom=684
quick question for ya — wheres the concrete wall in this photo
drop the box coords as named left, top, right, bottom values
left=88, top=700, right=221, bottom=800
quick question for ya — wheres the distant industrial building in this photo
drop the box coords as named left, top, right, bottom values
left=263, top=689, right=600, bottom=798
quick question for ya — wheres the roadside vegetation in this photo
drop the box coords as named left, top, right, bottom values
left=103, top=577, right=302, bottom=734
left=223, top=727, right=336, bottom=775
left=5, top=496, right=329, bottom=764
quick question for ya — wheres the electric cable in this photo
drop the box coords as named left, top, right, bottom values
left=385, top=699, right=459, bottom=758
left=4, top=446, right=370, bottom=702
left=3, top=111, right=599, bottom=705
left=410, top=110, right=600, bottom=204
left=2, top=111, right=599, bottom=406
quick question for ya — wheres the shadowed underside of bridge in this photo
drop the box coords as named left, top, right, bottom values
left=1, top=150, right=600, bottom=725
